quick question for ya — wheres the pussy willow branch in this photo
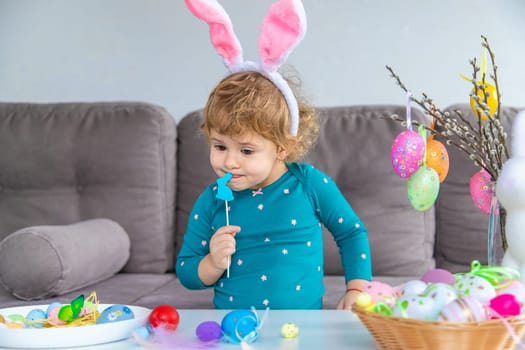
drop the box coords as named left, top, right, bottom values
left=385, top=36, right=508, bottom=182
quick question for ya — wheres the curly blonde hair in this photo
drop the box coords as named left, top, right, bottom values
left=202, top=71, right=319, bottom=161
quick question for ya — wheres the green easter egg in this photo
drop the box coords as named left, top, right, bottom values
left=407, top=166, right=440, bottom=211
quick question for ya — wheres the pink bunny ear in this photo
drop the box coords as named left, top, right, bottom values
left=258, top=0, right=307, bottom=72
left=185, top=0, right=243, bottom=69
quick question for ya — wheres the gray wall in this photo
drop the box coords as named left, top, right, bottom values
left=1, top=0, right=524, bottom=122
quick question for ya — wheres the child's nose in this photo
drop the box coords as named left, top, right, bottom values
left=225, top=153, right=240, bottom=169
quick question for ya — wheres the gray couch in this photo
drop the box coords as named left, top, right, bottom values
left=0, top=101, right=521, bottom=310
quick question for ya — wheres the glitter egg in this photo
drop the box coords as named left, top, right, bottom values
left=469, top=169, right=493, bottom=214
left=407, top=165, right=440, bottom=211
left=425, top=137, right=449, bottom=183
left=391, top=130, right=425, bottom=178
left=280, top=322, right=299, bottom=338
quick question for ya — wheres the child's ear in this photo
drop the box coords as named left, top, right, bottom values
left=278, top=138, right=297, bottom=160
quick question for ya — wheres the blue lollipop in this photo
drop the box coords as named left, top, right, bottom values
left=216, top=173, right=234, bottom=277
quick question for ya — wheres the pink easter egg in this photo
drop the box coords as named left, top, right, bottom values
left=489, top=294, right=521, bottom=319
left=421, top=268, right=455, bottom=285
left=362, top=281, right=395, bottom=305
left=46, top=307, right=66, bottom=326
left=391, top=130, right=425, bottom=178
left=438, top=296, right=487, bottom=322
left=469, top=169, right=493, bottom=214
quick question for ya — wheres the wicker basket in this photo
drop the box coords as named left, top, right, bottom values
left=353, top=305, right=525, bottom=350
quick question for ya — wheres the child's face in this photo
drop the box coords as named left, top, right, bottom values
left=209, top=129, right=287, bottom=191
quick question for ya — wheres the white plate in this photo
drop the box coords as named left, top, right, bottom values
left=0, top=304, right=150, bottom=349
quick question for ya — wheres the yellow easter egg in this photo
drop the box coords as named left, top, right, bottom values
left=280, top=322, right=299, bottom=338
left=469, top=82, right=498, bottom=120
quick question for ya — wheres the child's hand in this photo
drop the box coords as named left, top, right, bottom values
left=336, top=290, right=360, bottom=310
left=209, top=225, right=241, bottom=270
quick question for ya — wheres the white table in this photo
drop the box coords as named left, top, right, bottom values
left=1, top=310, right=378, bottom=350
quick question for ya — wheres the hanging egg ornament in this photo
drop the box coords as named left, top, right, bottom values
left=470, top=82, right=498, bottom=120
left=425, top=137, right=449, bottom=183
left=391, top=130, right=425, bottom=178
left=407, top=165, right=440, bottom=211
left=469, top=169, right=493, bottom=214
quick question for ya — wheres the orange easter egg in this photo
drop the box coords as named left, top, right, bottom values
left=426, top=137, right=449, bottom=183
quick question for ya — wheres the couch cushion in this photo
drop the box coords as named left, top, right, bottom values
left=435, top=104, right=521, bottom=272
left=0, top=219, right=130, bottom=300
left=0, top=102, right=176, bottom=273
left=175, top=106, right=436, bottom=278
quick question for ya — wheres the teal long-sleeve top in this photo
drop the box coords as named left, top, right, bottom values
left=176, top=163, right=371, bottom=309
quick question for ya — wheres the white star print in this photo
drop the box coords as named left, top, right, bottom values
left=361, top=253, right=367, bottom=259
left=261, top=275, right=267, bottom=281
left=338, top=217, right=344, bottom=224
left=355, top=223, right=361, bottom=228
left=229, top=296, right=234, bottom=302
left=213, top=185, right=217, bottom=191
left=180, top=261, right=185, bottom=267
left=201, top=240, right=207, bottom=246
left=282, top=249, right=289, bottom=255
left=283, top=188, right=290, bottom=194
left=220, top=282, right=224, bottom=287
left=264, top=237, right=270, bottom=242
left=263, top=299, right=270, bottom=306
left=306, top=241, right=312, bottom=247
left=291, top=219, right=297, bottom=226
left=317, top=266, right=321, bottom=272
left=323, top=178, right=328, bottom=184
left=296, top=285, right=301, bottom=291
left=194, top=214, right=199, bottom=220
left=258, top=204, right=264, bottom=210
left=237, top=259, right=243, bottom=266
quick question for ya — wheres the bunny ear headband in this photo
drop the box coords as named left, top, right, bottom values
left=185, top=0, right=307, bottom=136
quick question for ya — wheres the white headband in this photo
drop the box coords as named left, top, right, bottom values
left=185, top=0, right=307, bottom=136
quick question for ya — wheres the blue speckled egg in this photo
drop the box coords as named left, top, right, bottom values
left=26, top=309, right=46, bottom=328
left=96, top=304, right=135, bottom=324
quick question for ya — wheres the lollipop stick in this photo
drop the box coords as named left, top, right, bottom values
left=225, top=200, right=231, bottom=278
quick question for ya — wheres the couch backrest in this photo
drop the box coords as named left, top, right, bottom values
left=0, top=102, right=176, bottom=274
left=435, top=103, right=520, bottom=272
left=175, top=105, right=436, bottom=278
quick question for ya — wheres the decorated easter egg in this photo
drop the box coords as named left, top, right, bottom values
left=26, top=309, right=46, bottom=328
left=391, top=130, right=425, bottom=178
left=397, top=279, right=428, bottom=297
left=497, top=280, right=525, bottom=307
left=280, top=322, right=299, bottom=338
left=489, top=294, right=521, bottom=319
left=421, top=268, right=455, bottom=285
left=45, top=302, right=61, bottom=317
left=362, top=281, right=396, bottom=305
left=96, top=304, right=135, bottom=324
left=407, top=166, right=440, bottom=211
left=438, top=296, right=487, bottom=322
left=393, top=295, right=436, bottom=320
left=354, top=292, right=373, bottom=309
left=422, top=283, right=458, bottom=319
left=469, top=169, right=493, bottom=214
left=470, top=82, right=498, bottom=120
left=148, top=305, right=179, bottom=331
left=425, top=137, right=449, bottom=183
left=455, top=274, right=496, bottom=304
left=196, top=321, right=222, bottom=342
left=221, top=309, right=259, bottom=343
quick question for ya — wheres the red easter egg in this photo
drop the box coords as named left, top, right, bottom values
left=149, top=304, right=180, bottom=331
left=469, top=169, right=493, bottom=214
